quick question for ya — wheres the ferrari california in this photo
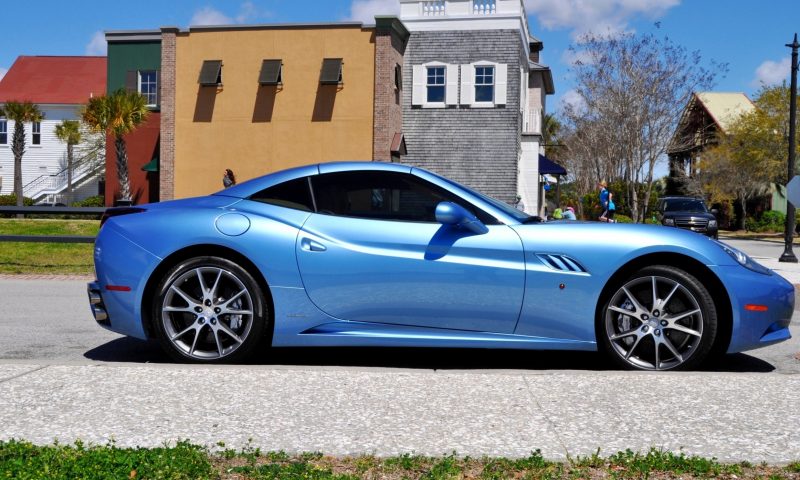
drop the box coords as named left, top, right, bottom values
left=88, top=162, right=793, bottom=370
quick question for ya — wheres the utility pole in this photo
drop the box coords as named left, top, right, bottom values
left=780, top=33, right=799, bottom=263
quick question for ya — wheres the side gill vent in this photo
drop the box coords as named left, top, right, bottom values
left=536, top=254, right=587, bottom=273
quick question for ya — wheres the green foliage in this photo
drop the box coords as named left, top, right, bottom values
left=0, top=439, right=213, bottom=480
left=613, top=214, right=633, bottom=223
left=605, top=448, right=741, bottom=477
left=0, top=194, right=34, bottom=207
left=82, top=89, right=150, bottom=138
left=70, top=195, right=105, bottom=207
left=1, top=442, right=797, bottom=479
left=54, top=120, right=82, bottom=146
left=745, top=210, right=785, bottom=232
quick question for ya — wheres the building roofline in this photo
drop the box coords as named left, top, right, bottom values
left=106, top=30, right=162, bottom=42
left=186, top=21, right=371, bottom=33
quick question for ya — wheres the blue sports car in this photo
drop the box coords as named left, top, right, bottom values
left=88, top=162, right=794, bottom=370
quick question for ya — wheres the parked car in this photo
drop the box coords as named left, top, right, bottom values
left=657, top=196, right=718, bottom=239
left=88, top=162, right=793, bottom=370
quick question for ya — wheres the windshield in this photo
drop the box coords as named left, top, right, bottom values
left=426, top=172, right=532, bottom=223
left=663, top=199, right=708, bottom=213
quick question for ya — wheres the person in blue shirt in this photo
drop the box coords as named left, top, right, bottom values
left=598, top=181, right=609, bottom=221
left=607, top=192, right=616, bottom=222
left=562, top=206, right=577, bottom=220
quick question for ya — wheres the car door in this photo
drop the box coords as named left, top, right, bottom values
left=295, top=170, right=525, bottom=333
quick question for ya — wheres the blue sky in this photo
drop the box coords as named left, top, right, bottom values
left=1, top=0, right=798, bottom=112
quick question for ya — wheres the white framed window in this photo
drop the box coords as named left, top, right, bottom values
left=474, top=65, right=495, bottom=102
left=0, top=118, right=7, bottom=145
left=31, top=121, right=41, bottom=145
left=139, top=70, right=158, bottom=106
left=460, top=61, right=507, bottom=107
left=412, top=63, right=459, bottom=107
left=426, top=66, right=446, bottom=103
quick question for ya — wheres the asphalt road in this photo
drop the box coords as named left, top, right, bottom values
left=0, top=238, right=798, bottom=462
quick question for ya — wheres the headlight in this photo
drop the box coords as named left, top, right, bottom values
left=708, top=219, right=717, bottom=228
left=663, top=218, right=675, bottom=226
left=714, top=240, right=772, bottom=275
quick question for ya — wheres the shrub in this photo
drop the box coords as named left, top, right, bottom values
left=746, top=210, right=785, bottom=233
left=70, top=195, right=105, bottom=207
left=0, top=194, right=34, bottom=207
left=613, top=214, right=633, bottom=223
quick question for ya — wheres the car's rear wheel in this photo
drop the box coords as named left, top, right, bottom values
left=153, top=256, right=268, bottom=363
left=599, top=265, right=717, bottom=371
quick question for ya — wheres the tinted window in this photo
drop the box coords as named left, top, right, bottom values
left=311, top=171, right=494, bottom=223
left=250, top=177, right=314, bottom=212
left=664, top=199, right=707, bottom=213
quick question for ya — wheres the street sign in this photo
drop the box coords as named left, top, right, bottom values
left=787, top=175, right=800, bottom=207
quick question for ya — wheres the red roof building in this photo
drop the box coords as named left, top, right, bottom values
left=0, top=56, right=106, bottom=104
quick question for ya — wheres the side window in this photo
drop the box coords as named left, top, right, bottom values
left=249, top=177, right=314, bottom=212
left=311, top=171, right=496, bottom=224
left=0, top=118, right=7, bottom=145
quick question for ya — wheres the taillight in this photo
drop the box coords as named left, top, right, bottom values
left=100, top=207, right=146, bottom=227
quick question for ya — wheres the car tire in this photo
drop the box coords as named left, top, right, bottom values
left=153, top=256, right=269, bottom=363
left=598, top=265, right=717, bottom=371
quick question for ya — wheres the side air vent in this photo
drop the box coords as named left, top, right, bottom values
left=536, top=254, right=587, bottom=273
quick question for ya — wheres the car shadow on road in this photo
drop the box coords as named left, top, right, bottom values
left=84, top=338, right=776, bottom=372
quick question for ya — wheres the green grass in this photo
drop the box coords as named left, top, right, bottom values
left=2, top=441, right=799, bottom=480
left=0, top=219, right=98, bottom=275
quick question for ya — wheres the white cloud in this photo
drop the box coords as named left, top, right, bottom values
left=190, top=6, right=233, bottom=26
left=0, top=68, right=7, bottom=82
left=752, top=57, right=791, bottom=87
left=348, top=0, right=400, bottom=23
left=525, top=0, right=680, bottom=40
left=190, top=3, right=272, bottom=26
left=561, top=48, right=595, bottom=66
left=559, top=89, right=586, bottom=113
left=85, top=31, right=107, bottom=56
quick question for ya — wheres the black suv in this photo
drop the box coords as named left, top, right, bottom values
left=657, top=196, right=718, bottom=239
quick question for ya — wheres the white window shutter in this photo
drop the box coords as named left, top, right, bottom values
left=412, top=65, right=425, bottom=105
left=445, top=64, right=459, bottom=105
left=460, top=64, right=474, bottom=105
left=495, top=63, right=508, bottom=105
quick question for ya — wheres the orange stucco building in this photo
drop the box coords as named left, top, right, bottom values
left=158, top=20, right=407, bottom=200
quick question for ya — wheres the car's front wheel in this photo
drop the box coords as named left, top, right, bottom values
left=599, top=265, right=717, bottom=371
left=153, top=256, right=268, bottom=363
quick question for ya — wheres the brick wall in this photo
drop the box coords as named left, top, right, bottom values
left=402, top=30, right=521, bottom=204
left=373, top=25, right=407, bottom=161
left=159, top=28, right=178, bottom=201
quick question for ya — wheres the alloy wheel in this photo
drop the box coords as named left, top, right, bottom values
left=161, top=266, right=255, bottom=360
left=605, top=275, right=704, bottom=370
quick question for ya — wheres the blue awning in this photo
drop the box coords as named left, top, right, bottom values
left=539, top=154, right=566, bottom=175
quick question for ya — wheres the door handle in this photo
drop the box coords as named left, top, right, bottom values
left=301, top=238, right=327, bottom=252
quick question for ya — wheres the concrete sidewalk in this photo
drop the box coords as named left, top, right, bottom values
left=0, top=364, right=798, bottom=463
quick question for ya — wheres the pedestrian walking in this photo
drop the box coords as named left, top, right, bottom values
left=598, top=181, right=609, bottom=222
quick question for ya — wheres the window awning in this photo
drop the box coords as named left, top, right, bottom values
left=141, top=157, right=159, bottom=172
left=539, top=154, right=566, bottom=175
left=259, top=59, right=282, bottom=85
left=198, top=60, right=222, bottom=86
left=390, top=133, right=407, bottom=156
left=320, top=58, right=343, bottom=84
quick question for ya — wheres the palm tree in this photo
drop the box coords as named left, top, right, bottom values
left=3, top=101, right=44, bottom=208
left=82, top=89, right=150, bottom=203
left=54, top=120, right=82, bottom=203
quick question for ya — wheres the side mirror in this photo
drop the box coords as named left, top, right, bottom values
left=435, top=202, right=489, bottom=234
left=711, top=208, right=719, bottom=216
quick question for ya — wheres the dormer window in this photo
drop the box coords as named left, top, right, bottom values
left=198, top=60, right=223, bottom=86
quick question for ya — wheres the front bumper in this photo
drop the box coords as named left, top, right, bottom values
left=716, top=264, right=795, bottom=353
